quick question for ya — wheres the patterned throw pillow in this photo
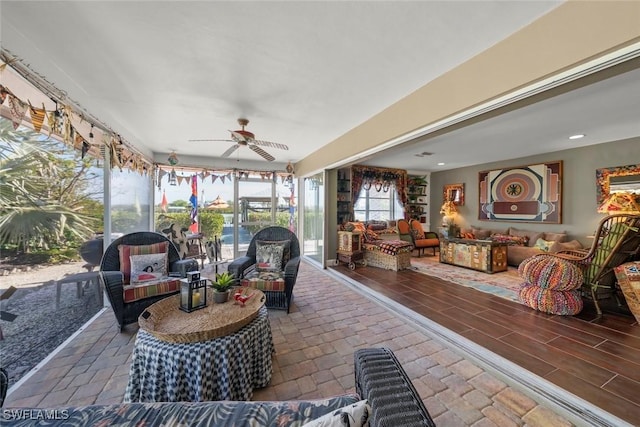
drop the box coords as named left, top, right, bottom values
left=490, top=233, right=528, bottom=246
left=257, top=240, right=291, bottom=266
left=118, top=242, right=169, bottom=284
left=163, top=223, right=189, bottom=259
left=256, top=241, right=286, bottom=271
left=302, top=400, right=371, bottom=427
left=533, top=238, right=555, bottom=252
left=363, top=229, right=379, bottom=243
left=130, top=253, right=168, bottom=283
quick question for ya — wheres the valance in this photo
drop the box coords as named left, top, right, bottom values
left=351, top=165, right=408, bottom=216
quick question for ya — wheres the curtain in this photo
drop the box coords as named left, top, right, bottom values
left=350, top=165, right=408, bottom=216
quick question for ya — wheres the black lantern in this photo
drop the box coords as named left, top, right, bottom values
left=179, top=271, right=207, bottom=312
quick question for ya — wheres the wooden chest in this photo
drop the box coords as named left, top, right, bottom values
left=439, top=238, right=508, bottom=274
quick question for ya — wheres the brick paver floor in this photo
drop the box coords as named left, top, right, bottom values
left=4, top=261, right=573, bottom=426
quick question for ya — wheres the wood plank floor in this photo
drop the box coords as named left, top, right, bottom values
left=330, top=260, right=640, bottom=425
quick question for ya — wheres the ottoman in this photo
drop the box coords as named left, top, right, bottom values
left=518, top=254, right=584, bottom=315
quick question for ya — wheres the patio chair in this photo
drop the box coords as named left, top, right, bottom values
left=228, top=226, right=300, bottom=313
left=544, top=213, right=640, bottom=316
left=99, top=232, right=198, bottom=331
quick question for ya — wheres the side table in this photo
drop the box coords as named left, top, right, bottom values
left=125, top=305, right=273, bottom=402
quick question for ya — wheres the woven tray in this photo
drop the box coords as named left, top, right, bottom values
left=138, top=288, right=265, bottom=343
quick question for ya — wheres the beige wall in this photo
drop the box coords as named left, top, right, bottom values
left=295, top=1, right=640, bottom=177
left=430, top=137, right=640, bottom=246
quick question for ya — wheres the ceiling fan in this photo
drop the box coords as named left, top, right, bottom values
left=189, top=118, right=288, bottom=162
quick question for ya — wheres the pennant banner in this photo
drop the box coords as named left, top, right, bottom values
left=8, top=95, right=27, bottom=129
left=29, top=102, right=46, bottom=133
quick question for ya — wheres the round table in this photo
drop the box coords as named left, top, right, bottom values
left=124, top=305, right=273, bottom=402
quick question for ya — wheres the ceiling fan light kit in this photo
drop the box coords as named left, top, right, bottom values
left=189, top=118, right=288, bottom=162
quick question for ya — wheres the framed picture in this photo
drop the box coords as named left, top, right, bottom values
left=416, top=196, right=427, bottom=204
left=595, top=163, right=640, bottom=212
left=443, top=183, right=464, bottom=205
left=478, top=161, right=562, bottom=223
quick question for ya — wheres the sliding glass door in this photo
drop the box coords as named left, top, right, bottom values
left=302, top=172, right=324, bottom=264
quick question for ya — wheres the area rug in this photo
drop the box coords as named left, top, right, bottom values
left=411, top=256, right=523, bottom=303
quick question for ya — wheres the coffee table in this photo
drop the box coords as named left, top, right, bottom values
left=124, top=289, right=273, bottom=402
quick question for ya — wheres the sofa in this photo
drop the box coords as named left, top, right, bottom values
left=0, top=347, right=435, bottom=427
left=460, top=226, right=583, bottom=267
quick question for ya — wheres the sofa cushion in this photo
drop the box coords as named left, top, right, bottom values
left=118, top=242, right=170, bottom=285
left=472, top=228, right=492, bottom=240
left=543, top=232, right=567, bottom=243
left=123, top=276, right=181, bottom=303
left=5, top=395, right=363, bottom=427
left=302, top=399, right=370, bottom=427
left=508, top=227, right=544, bottom=247
left=549, top=239, right=583, bottom=253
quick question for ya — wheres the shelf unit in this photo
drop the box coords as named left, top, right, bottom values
left=407, top=175, right=428, bottom=223
left=337, top=167, right=351, bottom=224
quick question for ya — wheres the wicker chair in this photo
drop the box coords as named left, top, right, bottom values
left=99, top=232, right=198, bottom=331
left=228, top=226, right=300, bottom=313
left=543, top=213, right=640, bottom=316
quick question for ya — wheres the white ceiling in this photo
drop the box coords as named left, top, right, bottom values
left=2, top=1, right=638, bottom=174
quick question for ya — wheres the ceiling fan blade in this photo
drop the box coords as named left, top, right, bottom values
left=249, top=144, right=275, bottom=161
left=221, top=144, right=240, bottom=158
left=188, top=139, right=234, bottom=143
left=252, top=139, right=289, bottom=151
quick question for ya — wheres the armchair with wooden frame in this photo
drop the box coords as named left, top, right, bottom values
left=544, top=213, right=640, bottom=316
left=397, top=219, right=439, bottom=257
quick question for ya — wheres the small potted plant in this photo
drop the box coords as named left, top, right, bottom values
left=210, top=271, right=237, bottom=303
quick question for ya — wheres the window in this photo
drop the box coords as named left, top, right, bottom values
left=353, top=184, right=403, bottom=221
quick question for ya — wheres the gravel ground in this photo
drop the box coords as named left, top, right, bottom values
left=0, top=262, right=102, bottom=388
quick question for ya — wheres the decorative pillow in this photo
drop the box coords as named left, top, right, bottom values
left=302, top=400, right=371, bottom=427
left=256, top=241, right=286, bottom=271
left=118, top=242, right=170, bottom=284
left=163, top=223, right=189, bottom=259
left=410, top=223, right=425, bottom=240
left=366, top=220, right=387, bottom=231
left=344, top=222, right=366, bottom=233
left=472, top=228, right=492, bottom=240
left=490, top=233, right=529, bottom=246
left=363, top=229, right=379, bottom=243
left=130, top=253, right=168, bottom=283
left=410, top=227, right=424, bottom=241
left=257, top=240, right=291, bottom=266
left=533, top=238, right=555, bottom=252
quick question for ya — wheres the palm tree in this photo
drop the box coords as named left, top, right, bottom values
left=0, top=119, right=98, bottom=252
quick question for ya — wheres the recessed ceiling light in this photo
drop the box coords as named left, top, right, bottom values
left=569, top=134, right=585, bottom=140
left=437, top=162, right=445, bottom=166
